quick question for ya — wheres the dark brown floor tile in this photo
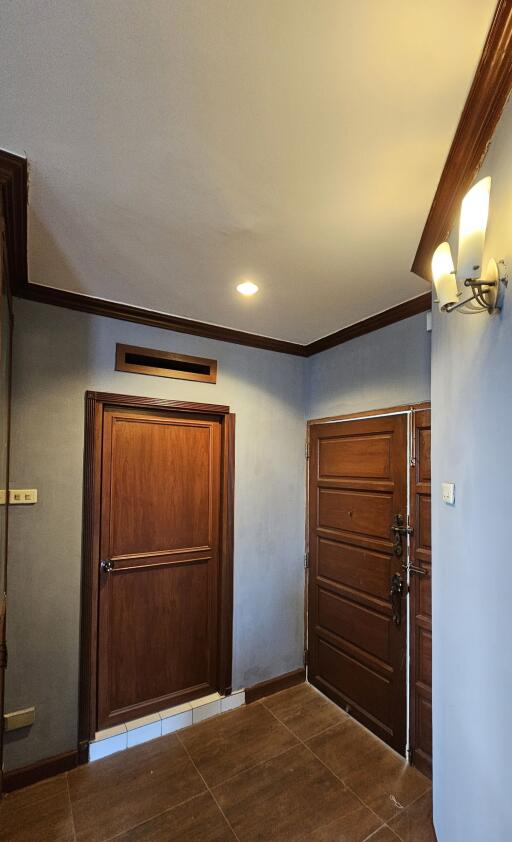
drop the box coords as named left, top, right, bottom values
left=307, top=718, right=391, bottom=781
left=68, top=733, right=205, bottom=842
left=345, top=749, right=431, bottom=822
left=0, top=785, right=75, bottom=842
left=364, top=828, right=400, bottom=841
left=213, top=743, right=356, bottom=841
left=388, top=791, right=435, bottom=842
left=113, top=791, right=235, bottom=841
left=300, top=803, right=382, bottom=841
left=2, top=772, right=69, bottom=809
left=178, top=701, right=299, bottom=786
left=263, top=682, right=349, bottom=740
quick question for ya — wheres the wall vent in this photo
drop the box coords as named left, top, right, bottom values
left=115, top=344, right=217, bottom=384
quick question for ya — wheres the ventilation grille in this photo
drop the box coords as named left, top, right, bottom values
left=115, top=344, right=217, bottom=383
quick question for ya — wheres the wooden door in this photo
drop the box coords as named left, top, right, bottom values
left=97, top=407, right=222, bottom=729
left=409, top=409, right=432, bottom=776
left=307, top=415, right=408, bottom=753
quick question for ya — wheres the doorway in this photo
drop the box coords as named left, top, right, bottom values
left=79, top=393, right=235, bottom=754
left=306, top=404, right=431, bottom=770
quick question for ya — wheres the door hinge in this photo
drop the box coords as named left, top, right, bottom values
left=305, top=441, right=310, bottom=460
left=303, top=649, right=309, bottom=667
left=304, top=552, right=309, bottom=569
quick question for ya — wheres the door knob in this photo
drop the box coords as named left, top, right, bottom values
left=100, top=559, right=114, bottom=574
left=390, top=572, right=404, bottom=626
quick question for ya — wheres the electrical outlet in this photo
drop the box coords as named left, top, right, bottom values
left=9, top=489, right=38, bottom=504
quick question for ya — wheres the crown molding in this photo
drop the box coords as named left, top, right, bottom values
left=412, top=0, right=512, bottom=282
left=0, top=149, right=430, bottom=356
left=304, top=293, right=432, bottom=356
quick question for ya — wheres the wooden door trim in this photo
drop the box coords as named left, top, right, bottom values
left=307, top=401, right=431, bottom=427
left=78, top=392, right=235, bottom=758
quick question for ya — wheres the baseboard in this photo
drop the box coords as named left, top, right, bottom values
left=3, top=749, right=79, bottom=793
left=245, top=668, right=306, bottom=704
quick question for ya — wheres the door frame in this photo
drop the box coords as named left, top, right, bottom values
left=305, top=401, right=430, bottom=757
left=78, top=392, right=235, bottom=762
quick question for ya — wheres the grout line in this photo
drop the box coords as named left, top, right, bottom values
left=383, top=785, right=433, bottom=840
left=175, top=731, right=241, bottom=842
left=262, top=703, right=390, bottom=839
left=65, top=773, right=78, bottom=842
left=363, top=826, right=396, bottom=841
left=104, top=790, right=209, bottom=841
left=262, top=698, right=400, bottom=831
left=195, top=742, right=300, bottom=790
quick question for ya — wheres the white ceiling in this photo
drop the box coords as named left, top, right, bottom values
left=1, top=1, right=496, bottom=343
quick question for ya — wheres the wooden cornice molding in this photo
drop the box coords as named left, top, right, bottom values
left=18, top=283, right=307, bottom=356
left=412, top=0, right=512, bottom=282
left=304, top=292, right=432, bottom=356
left=1, top=149, right=430, bottom=355
left=0, top=150, right=28, bottom=293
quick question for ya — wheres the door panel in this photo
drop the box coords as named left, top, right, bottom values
left=308, top=415, right=407, bottom=753
left=317, top=539, right=390, bottom=600
left=97, top=408, right=222, bottom=729
left=410, top=409, right=432, bottom=777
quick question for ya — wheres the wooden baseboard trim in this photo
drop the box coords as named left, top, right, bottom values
left=245, top=668, right=306, bottom=704
left=3, top=749, right=79, bottom=793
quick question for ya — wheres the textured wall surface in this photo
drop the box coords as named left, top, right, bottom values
left=5, top=300, right=431, bottom=771
left=431, top=99, right=512, bottom=842
left=306, top=312, right=431, bottom=420
left=5, top=299, right=306, bottom=769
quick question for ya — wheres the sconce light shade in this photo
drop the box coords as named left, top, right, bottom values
left=457, top=176, right=491, bottom=280
left=432, top=241, right=458, bottom=310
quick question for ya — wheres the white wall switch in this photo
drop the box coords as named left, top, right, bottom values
left=9, top=489, right=38, bottom=504
left=442, top=482, right=455, bottom=505
left=0, top=490, right=5, bottom=505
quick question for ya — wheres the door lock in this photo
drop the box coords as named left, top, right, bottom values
left=390, top=572, right=404, bottom=626
left=391, top=514, right=413, bottom=557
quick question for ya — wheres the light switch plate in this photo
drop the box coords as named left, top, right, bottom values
left=9, top=489, right=38, bottom=504
left=442, top=482, right=455, bottom=505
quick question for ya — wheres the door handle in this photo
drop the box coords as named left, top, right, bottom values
left=100, top=559, right=114, bottom=574
left=390, top=572, right=404, bottom=626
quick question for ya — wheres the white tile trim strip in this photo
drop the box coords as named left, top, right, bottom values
left=89, top=690, right=245, bottom=762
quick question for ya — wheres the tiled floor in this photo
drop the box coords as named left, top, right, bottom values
left=0, top=683, right=435, bottom=842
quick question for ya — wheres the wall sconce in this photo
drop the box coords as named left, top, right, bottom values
left=432, top=176, right=507, bottom=314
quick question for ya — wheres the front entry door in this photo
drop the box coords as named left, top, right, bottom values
left=97, top=407, right=222, bottom=730
left=308, top=415, right=407, bottom=754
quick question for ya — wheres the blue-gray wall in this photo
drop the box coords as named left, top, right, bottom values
left=306, top=312, right=431, bottom=419
left=431, top=99, right=512, bottom=842
left=5, top=299, right=307, bottom=770
left=5, top=300, right=431, bottom=771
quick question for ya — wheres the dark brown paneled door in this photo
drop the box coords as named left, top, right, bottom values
left=97, top=407, right=222, bottom=729
left=409, top=409, right=432, bottom=776
left=308, top=415, right=408, bottom=754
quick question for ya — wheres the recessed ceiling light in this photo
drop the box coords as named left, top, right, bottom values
left=236, top=281, right=259, bottom=297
